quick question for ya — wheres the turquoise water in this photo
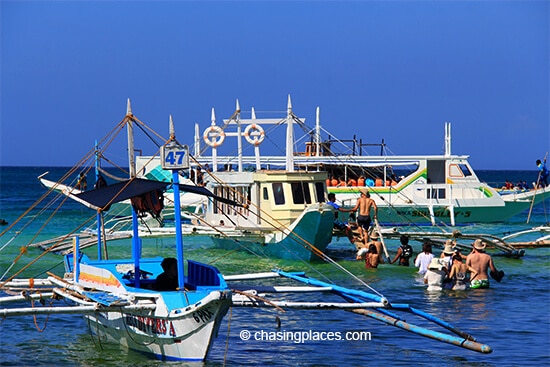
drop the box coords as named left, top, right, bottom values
left=0, top=167, right=549, bottom=366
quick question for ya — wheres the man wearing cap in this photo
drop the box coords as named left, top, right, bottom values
left=466, top=239, right=503, bottom=289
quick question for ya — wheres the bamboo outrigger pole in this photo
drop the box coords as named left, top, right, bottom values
left=374, top=218, right=390, bottom=263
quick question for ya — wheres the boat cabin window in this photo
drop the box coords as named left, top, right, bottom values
left=449, top=163, right=473, bottom=178
left=314, top=182, right=324, bottom=202
left=212, top=185, right=251, bottom=216
left=427, top=188, right=446, bottom=199
left=458, top=164, right=472, bottom=177
left=427, top=160, right=446, bottom=184
left=272, top=183, right=285, bottom=205
left=291, top=182, right=311, bottom=205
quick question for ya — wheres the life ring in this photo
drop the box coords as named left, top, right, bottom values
left=203, top=125, right=226, bottom=147
left=243, top=124, right=265, bottom=146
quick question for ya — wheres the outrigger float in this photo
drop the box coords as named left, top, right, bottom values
left=1, top=101, right=493, bottom=360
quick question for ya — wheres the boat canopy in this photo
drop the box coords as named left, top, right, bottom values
left=75, top=178, right=241, bottom=209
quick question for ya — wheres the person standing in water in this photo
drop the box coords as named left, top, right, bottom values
left=466, top=239, right=504, bottom=289
left=350, top=189, right=378, bottom=244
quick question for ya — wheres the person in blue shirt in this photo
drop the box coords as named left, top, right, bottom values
left=327, top=193, right=355, bottom=243
left=536, top=159, right=549, bottom=187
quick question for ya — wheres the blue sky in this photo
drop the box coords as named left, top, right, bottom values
left=1, top=0, right=548, bottom=169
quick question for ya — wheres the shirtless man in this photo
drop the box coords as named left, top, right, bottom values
left=466, top=239, right=503, bottom=289
left=350, top=190, right=378, bottom=243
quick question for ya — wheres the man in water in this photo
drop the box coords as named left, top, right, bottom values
left=536, top=159, right=549, bottom=187
left=327, top=193, right=355, bottom=243
left=350, top=189, right=378, bottom=243
left=466, top=239, right=503, bottom=289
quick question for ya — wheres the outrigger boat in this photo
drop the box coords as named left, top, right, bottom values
left=0, top=101, right=493, bottom=360
left=179, top=97, right=549, bottom=227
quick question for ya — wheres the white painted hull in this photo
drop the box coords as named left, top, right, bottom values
left=85, top=292, right=230, bottom=361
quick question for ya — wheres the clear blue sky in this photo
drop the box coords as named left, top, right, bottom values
left=1, top=0, right=548, bottom=169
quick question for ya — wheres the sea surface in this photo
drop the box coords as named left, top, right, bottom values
left=0, top=167, right=549, bottom=367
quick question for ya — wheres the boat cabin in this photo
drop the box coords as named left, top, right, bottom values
left=203, top=170, right=328, bottom=229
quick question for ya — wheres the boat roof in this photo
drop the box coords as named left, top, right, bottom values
left=75, top=178, right=240, bottom=209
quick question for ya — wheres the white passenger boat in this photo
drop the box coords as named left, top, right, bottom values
left=180, top=97, right=549, bottom=226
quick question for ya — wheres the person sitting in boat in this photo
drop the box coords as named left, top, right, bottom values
left=94, top=173, right=107, bottom=189
left=350, top=189, right=378, bottom=243
left=448, top=253, right=477, bottom=291
left=154, top=257, right=179, bottom=291
left=391, top=235, right=413, bottom=266
left=466, top=240, right=504, bottom=289
left=536, top=159, right=549, bottom=187
left=347, top=177, right=357, bottom=187
left=414, top=241, right=434, bottom=274
left=327, top=193, right=355, bottom=243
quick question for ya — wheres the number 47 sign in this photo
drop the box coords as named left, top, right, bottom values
left=161, top=142, right=189, bottom=170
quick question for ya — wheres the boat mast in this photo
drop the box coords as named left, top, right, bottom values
left=251, top=107, right=261, bottom=170
left=94, top=140, right=103, bottom=260
left=126, top=99, right=141, bottom=288
left=127, top=99, right=136, bottom=178
left=163, top=115, right=188, bottom=289
left=236, top=99, right=243, bottom=172
left=445, top=122, right=451, bottom=156
left=285, top=95, right=294, bottom=172
left=194, top=122, right=200, bottom=158
left=315, top=107, right=321, bottom=157
left=210, top=108, right=218, bottom=172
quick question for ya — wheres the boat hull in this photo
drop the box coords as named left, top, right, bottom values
left=85, top=291, right=231, bottom=361
left=210, top=203, right=335, bottom=261
left=334, top=186, right=550, bottom=225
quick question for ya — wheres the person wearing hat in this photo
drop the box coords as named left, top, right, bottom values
left=466, top=239, right=504, bottom=289
left=423, top=258, right=448, bottom=291
left=367, top=231, right=386, bottom=264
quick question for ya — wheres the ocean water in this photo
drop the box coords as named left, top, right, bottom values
left=0, top=167, right=549, bottom=367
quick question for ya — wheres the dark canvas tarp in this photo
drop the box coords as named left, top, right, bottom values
left=75, top=178, right=242, bottom=209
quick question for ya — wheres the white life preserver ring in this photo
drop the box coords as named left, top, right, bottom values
left=243, top=124, right=265, bottom=146
left=203, top=125, right=226, bottom=147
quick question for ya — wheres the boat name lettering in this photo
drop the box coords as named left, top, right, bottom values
left=193, top=307, right=214, bottom=323
left=395, top=209, right=471, bottom=218
left=125, top=315, right=176, bottom=336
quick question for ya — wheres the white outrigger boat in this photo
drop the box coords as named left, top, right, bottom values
left=178, top=97, right=549, bottom=227
left=1, top=101, right=494, bottom=360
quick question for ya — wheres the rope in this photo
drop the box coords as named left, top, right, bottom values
left=222, top=306, right=233, bottom=366
left=31, top=293, right=54, bottom=332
